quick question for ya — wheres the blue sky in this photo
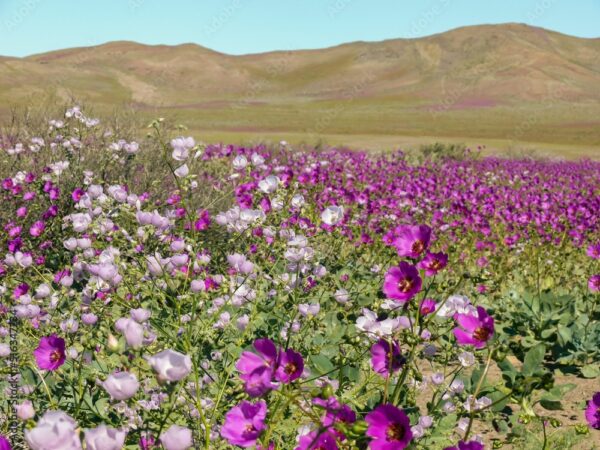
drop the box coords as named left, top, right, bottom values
left=1, top=0, right=598, bottom=57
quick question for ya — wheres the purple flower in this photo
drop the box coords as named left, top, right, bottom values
left=71, top=188, right=85, bottom=202
left=585, top=392, right=600, bottom=429
left=236, top=338, right=304, bottom=396
left=0, top=435, right=11, bottom=450
left=33, top=335, right=66, bottom=371
left=194, top=209, right=211, bottom=231
left=365, top=404, right=413, bottom=449
left=453, top=306, right=495, bottom=349
left=29, top=220, right=45, bottom=237
left=417, top=251, right=448, bottom=276
left=296, top=430, right=339, bottom=450
left=382, top=262, right=422, bottom=303
left=13, top=282, right=29, bottom=298
left=236, top=339, right=278, bottom=396
left=391, top=224, right=431, bottom=259
left=221, top=400, right=267, bottom=448
left=313, top=396, right=356, bottom=427
left=370, top=339, right=404, bottom=378
left=275, top=349, right=304, bottom=383
left=587, top=243, right=600, bottom=259
left=444, top=441, right=484, bottom=450
left=419, top=298, right=437, bottom=316
left=139, top=435, right=156, bottom=449
left=589, top=275, right=600, bottom=293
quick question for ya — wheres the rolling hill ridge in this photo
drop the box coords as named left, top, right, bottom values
left=1, top=23, right=599, bottom=153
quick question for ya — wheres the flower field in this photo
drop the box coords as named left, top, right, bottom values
left=0, top=107, right=598, bottom=449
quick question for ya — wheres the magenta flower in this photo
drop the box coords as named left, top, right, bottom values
left=589, top=275, right=600, bottom=293
left=383, top=262, right=422, bottom=303
left=419, top=298, right=437, bottom=316
left=365, top=404, right=413, bottom=449
left=236, top=339, right=304, bottom=396
left=370, top=339, right=404, bottom=378
left=194, top=209, right=211, bottom=231
left=417, top=251, right=448, bottom=276
left=274, top=349, right=304, bottom=383
left=33, top=335, right=66, bottom=371
left=29, top=221, right=45, bottom=237
left=391, top=224, right=431, bottom=259
left=236, top=339, right=278, bottom=395
left=13, top=283, right=29, bottom=299
left=313, top=397, right=356, bottom=427
left=585, top=392, right=600, bottom=429
left=296, top=430, right=339, bottom=450
left=587, top=243, right=600, bottom=259
left=71, top=188, right=85, bottom=202
left=243, top=366, right=278, bottom=397
left=221, top=400, right=267, bottom=448
left=236, top=340, right=278, bottom=396
left=453, top=306, right=495, bottom=349
left=139, top=435, right=156, bottom=449
left=0, top=435, right=11, bottom=450
left=444, top=441, right=484, bottom=450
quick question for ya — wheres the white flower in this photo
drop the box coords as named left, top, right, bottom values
left=458, top=351, right=475, bottom=367
left=258, top=175, right=280, bottom=194
left=251, top=153, right=265, bottom=166
left=70, top=213, right=92, bottom=232
left=102, top=371, right=140, bottom=400
left=171, top=137, right=195, bottom=161
left=321, top=205, right=344, bottom=226
left=15, top=400, right=35, bottom=420
left=0, top=343, right=10, bottom=358
left=25, top=411, right=82, bottom=450
left=15, top=251, right=32, bottom=268
left=333, top=288, right=350, bottom=304
left=160, top=425, right=193, bottom=450
left=298, top=303, right=320, bottom=317
left=291, top=194, right=305, bottom=208
left=84, top=425, right=126, bottom=450
left=174, top=164, right=189, bottom=178
left=232, top=155, right=248, bottom=170
left=115, top=318, right=144, bottom=349
left=436, top=295, right=476, bottom=318
left=148, top=349, right=192, bottom=382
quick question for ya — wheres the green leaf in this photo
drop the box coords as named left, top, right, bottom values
left=310, top=355, right=335, bottom=375
left=557, top=324, right=572, bottom=345
left=523, top=344, right=546, bottom=376
left=581, top=364, right=600, bottom=379
left=488, top=390, right=510, bottom=412
left=540, top=399, right=562, bottom=410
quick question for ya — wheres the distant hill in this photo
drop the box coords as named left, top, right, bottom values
left=1, top=23, right=599, bottom=154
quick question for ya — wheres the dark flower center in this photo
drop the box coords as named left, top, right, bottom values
left=398, top=278, right=414, bottom=293
left=386, top=422, right=406, bottom=441
left=473, top=327, right=491, bottom=341
left=429, top=259, right=442, bottom=270
left=411, top=240, right=425, bottom=255
left=284, top=363, right=297, bottom=375
left=242, top=423, right=257, bottom=438
left=50, top=349, right=62, bottom=363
